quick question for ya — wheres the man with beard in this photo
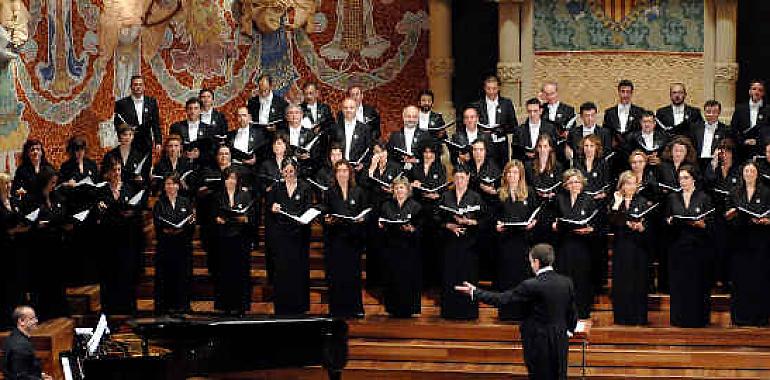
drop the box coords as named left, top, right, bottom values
left=655, top=83, right=702, bottom=137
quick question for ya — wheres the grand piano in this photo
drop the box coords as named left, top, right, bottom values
left=82, top=316, right=348, bottom=380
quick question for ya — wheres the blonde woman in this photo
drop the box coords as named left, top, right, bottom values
left=379, top=177, right=422, bottom=317
left=608, top=170, right=651, bottom=325
left=493, top=160, right=538, bottom=320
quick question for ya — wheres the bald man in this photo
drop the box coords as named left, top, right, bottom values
left=387, top=105, right=431, bottom=169
left=2, top=306, right=52, bottom=380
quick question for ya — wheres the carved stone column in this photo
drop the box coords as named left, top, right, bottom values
left=714, top=0, right=738, bottom=118
left=497, top=0, right=523, bottom=108
left=427, top=0, right=453, bottom=117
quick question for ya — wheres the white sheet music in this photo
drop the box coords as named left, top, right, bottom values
left=87, top=314, right=108, bottom=355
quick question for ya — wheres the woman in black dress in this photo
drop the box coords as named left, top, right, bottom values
left=493, top=160, right=538, bottom=320
left=322, top=160, right=367, bottom=318
left=101, top=125, right=150, bottom=188
left=21, top=167, right=71, bottom=321
left=0, top=173, right=30, bottom=328
left=364, top=143, right=402, bottom=289
left=526, top=134, right=563, bottom=246
left=213, top=168, right=254, bottom=315
left=259, top=134, right=291, bottom=283
left=58, top=136, right=101, bottom=285
left=96, top=157, right=146, bottom=316
left=152, top=174, right=195, bottom=314
left=553, top=169, right=598, bottom=320
left=267, top=158, right=315, bottom=315
left=665, top=164, right=714, bottom=328
left=468, top=139, right=500, bottom=282
left=437, top=165, right=486, bottom=320
left=379, top=177, right=423, bottom=318
left=608, top=170, right=651, bottom=325
left=408, top=144, right=446, bottom=288
left=11, top=139, right=54, bottom=199
left=628, top=150, right=664, bottom=292
left=724, top=161, right=770, bottom=326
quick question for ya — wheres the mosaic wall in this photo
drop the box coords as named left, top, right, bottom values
left=534, top=0, right=704, bottom=52
left=0, top=0, right=429, bottom=169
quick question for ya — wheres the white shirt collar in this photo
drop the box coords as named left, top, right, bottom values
left=131, top=95, right=144, bottom=103
left=536, top=266, right=554, bottom=275
left=705, top=120, right=718, bottom=129
left=260, top=91, right=273, bottom=104
left=750, top=99, right=763, bottom=109
left=486, top=96, right=498, bottom=105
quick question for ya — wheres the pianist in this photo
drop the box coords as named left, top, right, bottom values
left=2, top=306, right=52, bottom=380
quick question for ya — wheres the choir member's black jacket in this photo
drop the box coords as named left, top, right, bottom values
left=280, top=126, right=321, bottom=176
left=494, top=188, right=539, bottom=225
left=256, top=158, right=285, bottom=196
left=544, top=102, right=576, bottom=135
left=266, top=180, right=315, bottom=229
left=555, top=192, right=598, bottom=232
left=526, top=161, right=564, bottom=198
left=2, top=327, right=43, bottom=380
left=757, top=159, right=770, bottom=187
left=94, top=182, right=147, bottom=223
left=420, top=111, right=446, bottom=132
left=153, top=194, right=195, bottom=238
left=301, top=101, right=335, bottom=131
left=226, top=125, right=270, bottom=166
left=379, top=197, right=422, bottom=234
left=435, top=189, right=488, bottom=243
left=688, top=120, right=733, bottom=169
left=337, top=104, right=381, bottom=143
left=476, top=96, right=518, bottom=136
left=387, top=127, right=430, bottom=165
left=566, top=125, right=613, bottom=159
left=151, top=156, right=196, bottom=193
left=603, top=104, right=646, bottom=138
left=247, top=92, right=288, bottom=128
left=655, top=104, right=703, bottom=137
left=322, top=185, right=369, bottom=231
left=704, top=162, right=741, bottom=208
left=363, top=162, right=404, bottom=207
left=202, top=108, right=229, bottom=136
left=58, top=158, right=101, bottom=209
left=331, top=120, right=373, bottom=166
left=213, top=189, right=254, bottom=235
left=101, top=147, right=151, bottom=187
left=730, top=102, right=770, bottom=158
left=473, top=270, right=577, bottom=380
left=447, top=128, right=486, bottom=165
left=514, top=119, right=558, bottom=161
left=408, top=159, right=447, bottom=199
left=573, top=157, right=610, bottom=196
left=665, top=189, right=714, bottom=228
left=114, top=95, right=162, bottom=153
left=468, top=159, right=501, bottom=205
left=726, top=183, right=770, bottom=226
left=169, top=120, right=217, bottom=165
left=622, top=129, right=669, bottom=157
left=11, top=162, right=54, bottom=198
left=19, top=191, right=69, bottom=233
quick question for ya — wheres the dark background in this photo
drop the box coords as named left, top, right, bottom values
left=736, top=0, right=770, bottom=103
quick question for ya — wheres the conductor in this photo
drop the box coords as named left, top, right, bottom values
left=455, top=244, right=577, bottom=380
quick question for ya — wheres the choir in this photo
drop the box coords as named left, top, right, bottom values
left=3, top=74, right=770, bottom=330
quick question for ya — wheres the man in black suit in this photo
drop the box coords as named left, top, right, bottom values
left=333, top=97, right=373, bottom=172
left=514, top=98, right=557, bottom=162
left=476, top=75, right=517, bottom=169
left=300, top=82, right=335, bottom=133
left=336, top=85, right=381, bottom=143
left=199, top=88, right=229, bottom=137
left=541, top=81, right=576, bottom=136
left=113, top=75, right=162, bottom=154
left=623, top=111, right=669, bottom=166
left=2, top=306, right=52, bottom=380
left=655, top=83, right=702, bottom=137
left=566, top=102, right=613, bottom=161
left=227, top=106, right=269, bottom=167
left=603, top=79, right=646, bottom=140
left=169, top=97, right=215, bottom=166
left=691, top=100, right=733, bottom=171
left=456, top=244, right=578, bottom=380
left=247, top=74, right=288, bottom=132
left=448, top=105, right=485, bottom=165
left=283, top=104, right=320, bottom=177
left=730, top=79, right=769, bottom=160
left=387, top=105, right=430, bottom=170
left=417, top=89, right=447, bottom=137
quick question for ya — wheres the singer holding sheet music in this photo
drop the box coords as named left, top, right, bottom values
left=379, top=177, right=423, bottom=318
left=11, top=139, right=54, bottom=199
left=152, top=135, right=195, bottom=196
left=19, top=167, right=70, bottom=321
left=267, top=158, right=314, bottom=315
left=665, top=164, right=714, bottom=327
left=152, top=174, right=195, bottom=315
left=526, top=134, right=563, bottom=246
left=0, top=174, right=28, bottom=329
left=213, top=168, right=254, bottom=315
left=437, top=165, right=486, bottom=320
left=493, top=160, right=538, bottom=320
left=96, top=157, right=146, bottom=316
left=321, top=160, right=367, bottom=318
left=608, top=171, right=651, bottom=325
left=553, top=169, right=597, bottom=320
left=101, top=125, right=150, bottom=188
left=58, top=136, right=101, bottom=285
left=724, top=161, right=770, bottom=326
